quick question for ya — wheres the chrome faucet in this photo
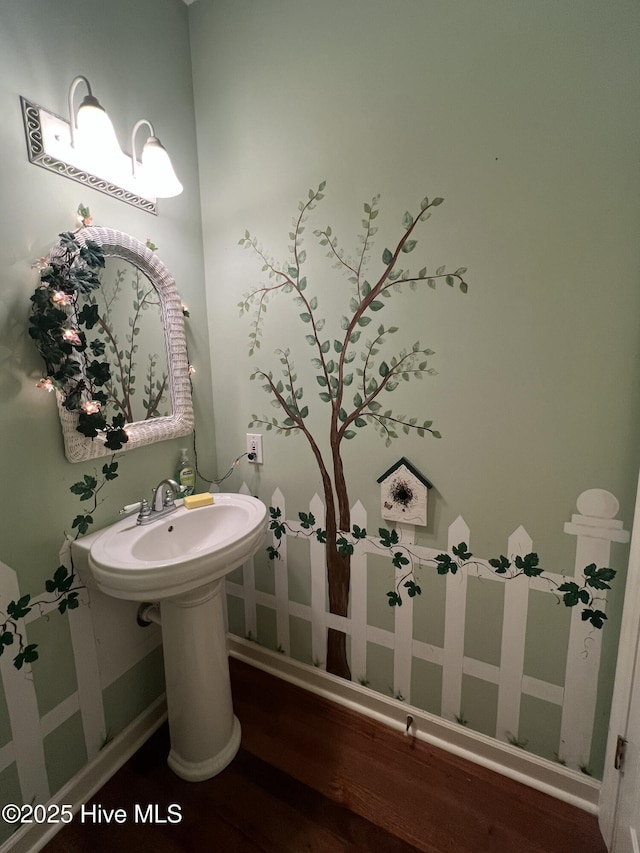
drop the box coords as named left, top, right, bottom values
left=135, top=478, right=182, bottom=525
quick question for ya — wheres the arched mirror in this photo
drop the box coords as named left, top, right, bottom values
left=30, top=227, right=194, bottom=462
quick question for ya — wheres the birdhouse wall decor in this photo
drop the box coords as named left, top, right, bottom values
left=377, top=457, right=433, bottom=527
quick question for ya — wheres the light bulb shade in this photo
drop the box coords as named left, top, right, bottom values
left=141, top=137, right=183, bottom=198
left=74, top=95, right=123, bottom=170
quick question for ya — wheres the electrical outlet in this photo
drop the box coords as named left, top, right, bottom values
left=246, top=433, right=263, bottom=464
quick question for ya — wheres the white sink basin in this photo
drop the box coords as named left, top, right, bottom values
left=89, top=493, right=267, bottom=601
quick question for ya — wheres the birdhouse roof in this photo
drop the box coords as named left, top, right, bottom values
left=376, top=457, right=433, bottom=489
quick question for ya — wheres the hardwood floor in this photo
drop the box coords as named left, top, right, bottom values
left=44, top=728, right=419, bottom=853
left=44, top=659, right=608, bottom=853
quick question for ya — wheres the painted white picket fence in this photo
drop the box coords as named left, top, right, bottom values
left=0, top=540, right=161, bottom=812
left=226, top=486, right=630, bottom=769
left=0, top=487, right=629, bottom=809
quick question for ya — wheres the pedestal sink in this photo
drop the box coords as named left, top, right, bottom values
left=86, top=493, right=267, bottom=781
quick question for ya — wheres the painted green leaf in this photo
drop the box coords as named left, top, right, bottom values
left=387, top=591, right=402, bottom=607
left=489, top=555, right=511, bottom=574
left=402, top=211, right=414, bottom=230
left=59, top=592, right=79, bottom=614
left=7, top=595, right=31, bottom=620
left=583, top=564, right=616, bottom=590
left=582, top=609, right=607, bottom=629
left=435, top=554, right=457, bottom=575
left=401, top=240, right=417, bottom=254
left=369, top=301, right=384, bottom=311
left=337, top=537, right=354, bottom=557
left=102, top=461, right=119, bottom=480
left=392, top=551, right=410, bottom=568
left=300, top=312, right=312, bottom=323
left=14, top=644, right=39, bottom=670
left=452, top=542, right=472, bottom=561
left=72, top=514, right=93, bottom=534
left=514, top=553, right=542, bottom=577
left=404, top=580, right=422, bottom=597
left=382, top=248, right=393, bottom=265
left=299, top=511, right=316, bottom=529
left=379, top=528, right=399, bottom=548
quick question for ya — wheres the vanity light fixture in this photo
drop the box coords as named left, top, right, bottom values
left=131, top=119, right=183, bottom=198
left=20, top=76, right=183, bottom=214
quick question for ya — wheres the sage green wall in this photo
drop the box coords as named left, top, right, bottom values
left=0, top=0, right=213, bottom=828
left=190, top=0, right=640, bottom=775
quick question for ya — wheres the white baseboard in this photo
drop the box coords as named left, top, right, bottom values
left=0, top=696, right=167, bottom=853
left=228, top=636, right=600, bottom=816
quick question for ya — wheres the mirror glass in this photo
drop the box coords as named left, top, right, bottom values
left=86, top=256, right=172, bottom=425
left=37, top=227, right=193, bottom=462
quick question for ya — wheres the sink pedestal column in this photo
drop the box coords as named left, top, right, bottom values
left=160, top=577, right=240, bottom=781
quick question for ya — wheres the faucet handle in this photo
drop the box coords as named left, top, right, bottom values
left=161, top=479, right=181, bottom=507
left=136, top=498, right=151, bottom=522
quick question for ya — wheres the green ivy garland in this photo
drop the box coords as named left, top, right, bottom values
left=29, top=230, right=129, bottom=451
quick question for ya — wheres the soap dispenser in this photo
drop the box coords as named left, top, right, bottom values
left=176, top=447, right=196, bottom=495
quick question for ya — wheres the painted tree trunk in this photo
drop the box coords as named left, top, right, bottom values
left=325, top=448, right=352, bottom=680
left=326, top=540, right=351, bottom=680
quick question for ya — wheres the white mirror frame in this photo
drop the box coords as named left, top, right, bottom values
left=57, top=227, right=194, bottom=462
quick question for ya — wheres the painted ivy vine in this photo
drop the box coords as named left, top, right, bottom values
left=267, top=507, right=615, bottom=631
left=0, top=458, right=119, bottom=670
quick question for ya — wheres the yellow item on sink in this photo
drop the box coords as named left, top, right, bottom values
left=183, top=493, right=214, bottom=509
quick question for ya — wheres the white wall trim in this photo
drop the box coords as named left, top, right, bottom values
left=0, top=696, right=167, bottom=853
left=228, top=636, right=600, bottom=815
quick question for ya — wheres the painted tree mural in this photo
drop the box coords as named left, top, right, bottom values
left=239, top=183, right=469, bottom=679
